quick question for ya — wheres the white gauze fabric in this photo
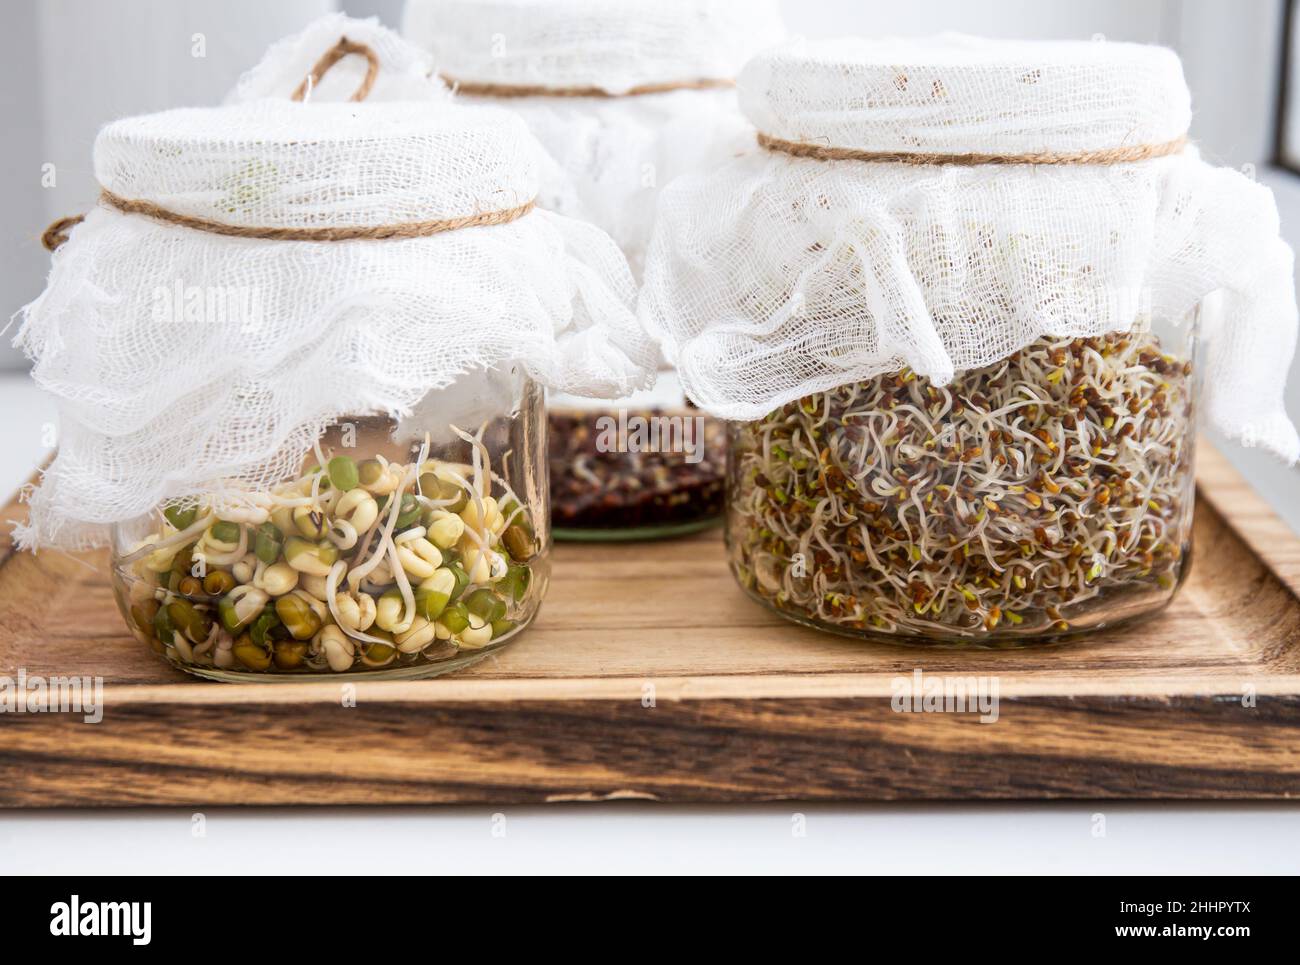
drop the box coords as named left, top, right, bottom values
left=402, top=0, right=785, bottom=277
left=15, top=27, right=656, bottom=550
left=229, top=12, right=449, bottom=103
left=640, top=35, right=1300, bottom=463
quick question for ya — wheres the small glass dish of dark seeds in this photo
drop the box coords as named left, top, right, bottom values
left=548, top=372, right=728, bottom=540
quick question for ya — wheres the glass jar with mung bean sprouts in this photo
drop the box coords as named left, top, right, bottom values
left=111, top=371, right=549, bottom=679
left=19, top=33, right=655, bottom=678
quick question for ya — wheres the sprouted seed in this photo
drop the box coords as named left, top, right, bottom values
left=727, top=330, right=1195, bottom=642
left=111, top=424, right=538, bottom=674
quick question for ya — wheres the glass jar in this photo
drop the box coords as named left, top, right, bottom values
left=111, top=369, right=549, bottom=680
left=727, top=317, right=1200, bottom=646
left=549, top=370, right=727, bottom=540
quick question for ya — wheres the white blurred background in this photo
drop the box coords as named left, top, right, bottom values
left=2, top=0, right=1296, bottom=526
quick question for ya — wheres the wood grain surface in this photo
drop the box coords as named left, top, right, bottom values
left=0, top=442, right=1298, bottom=806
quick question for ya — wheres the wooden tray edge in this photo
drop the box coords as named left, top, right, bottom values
left=4, top=691, right=1299, bottom=806
left=1194, top=440, right=1300, bottom=597
left=62, top=672, right=1300, bottom=706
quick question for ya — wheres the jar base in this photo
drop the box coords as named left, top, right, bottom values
left=167, top=646, right=499, bottom=682
left=554, top=517, right=722, bottom=542
left=146, top=613, right=538, bottom=682
left=735, top=569, right=1188, bottom=650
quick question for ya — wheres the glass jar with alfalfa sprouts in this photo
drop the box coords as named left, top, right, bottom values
left=730, top=323, right=1199, bottom=642
left=639, top=36, right=1300, bottom=645
left=15, top=23, right=656, bottom=678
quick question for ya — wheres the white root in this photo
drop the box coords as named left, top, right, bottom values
left=314, top=625, right=355, bottom=673
left=328, top=519, right=358, bottom=551
left=385, top=536, right=417, bottom=634
left=198, top=525, right=249, bottom=567
left=118, top=513, right=215, bottom=565
left=324, top=560, right=390, bottom=645
left=193, top=622, right=220, bottom=658
left=347, top=457, right=416, bottom=590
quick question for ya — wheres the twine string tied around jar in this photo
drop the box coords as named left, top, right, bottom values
left=440, top=75, right=735, bottom=98
left=755, top=131, right=1189, bottom=166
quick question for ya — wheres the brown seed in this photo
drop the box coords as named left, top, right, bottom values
left=502, top=525, right=533, bottom=562
left=273, top=639, right=308, bottom=670
left=203, top=570, right=236, bottom=595
left=232, top=635, right=272, bottom=671
left=362, top=642, right=399, bottom=667
left=130, top=598, right=160, bottom=634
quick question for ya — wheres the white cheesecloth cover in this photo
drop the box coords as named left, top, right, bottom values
left=640, top=36, right=1300, bottom=463
left=402, top=0, right=786, bottom=276
left=15, top=16, right=656, bottom=550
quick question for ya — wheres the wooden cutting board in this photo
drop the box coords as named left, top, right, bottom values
left=1, top=443, right=1297, bottom=806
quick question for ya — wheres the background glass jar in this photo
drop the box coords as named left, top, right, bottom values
left=726, top=315, right=1201, bottom=646
left=549, top=370, right=727, bottom=540
left=111, top=368, right=549, bottom=680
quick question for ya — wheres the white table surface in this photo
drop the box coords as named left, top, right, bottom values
left=1, top=373, right=1297, bottom=875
